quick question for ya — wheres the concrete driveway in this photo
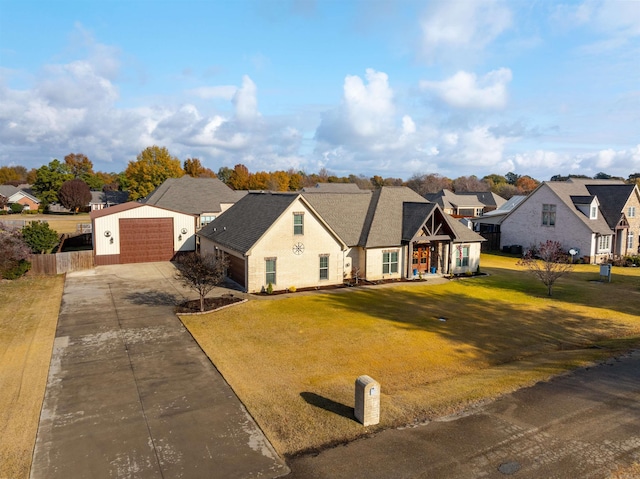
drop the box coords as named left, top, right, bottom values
left=31, top=262, right=288, bottom=479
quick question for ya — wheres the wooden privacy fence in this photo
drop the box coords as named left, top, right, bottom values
left=29, top=251, right=94, bottom=275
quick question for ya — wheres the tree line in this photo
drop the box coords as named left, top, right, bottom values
left=2, top=145, right=640, bottom=211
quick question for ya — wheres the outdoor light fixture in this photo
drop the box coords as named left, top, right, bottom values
left=178, top=234, right=183, bottom=241
left=110, top=237, right=114, bottom=244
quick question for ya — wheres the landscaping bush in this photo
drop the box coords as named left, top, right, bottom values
left=266, top=282, right=273, bottom=294
left=10, top=203, right=24, bottom=214
left=2, top=259, right=31, bottom=279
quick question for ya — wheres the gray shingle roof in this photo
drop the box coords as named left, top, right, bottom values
left=0, top=185, right=19, bottom=198
left=540, top=182, right=614, bottom=234
left=301, top=183, right=366, bottom=193
left=586, top=184, right=636, bottom=228
left=401, top=202, right=438, bottom=241
left=143, top=176, right=244, bottom=215
left=90, top=190, right=129, bottom=206
left=198, top=192, right=299, bottom=254
left=199, top=186, right=485, bottom=254
left=364, top=187, right=429, bottom=247
left=302, top=191, right=373, bottom=246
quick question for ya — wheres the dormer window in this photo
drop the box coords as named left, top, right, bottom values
left=590, top=206, right=597, bottom=219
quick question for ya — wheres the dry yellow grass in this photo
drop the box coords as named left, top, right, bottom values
left=610, top=463, right=640, bottom=479
left=1, top=213, right=91, bottom=234
left=0, top=275, right=65, bottom=479
left=181, top=254, right=640, bottom=456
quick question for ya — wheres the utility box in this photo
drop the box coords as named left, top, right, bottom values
left=600, top=264, right=612, bottom=282
left=355, top=375, right=380, bottom=426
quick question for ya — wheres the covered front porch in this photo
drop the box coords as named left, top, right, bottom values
left=407, top=241, right=450, bottom=277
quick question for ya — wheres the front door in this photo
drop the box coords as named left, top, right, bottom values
left=412, top=245, right=430, bottom=274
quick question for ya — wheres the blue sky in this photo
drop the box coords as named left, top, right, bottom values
left=1, top=0, right=638, bottom=181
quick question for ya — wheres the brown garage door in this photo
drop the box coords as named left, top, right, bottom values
left=119, top=218, right=174, bottom=264
left=226, top=254, right=246, bottom=288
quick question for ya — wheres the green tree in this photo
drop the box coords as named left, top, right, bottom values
left=32, top=159, right=73, bottom=206
left=22, top=221, right=59, bottom=254
left=217, top=166, right=233, bottom=184
left=58, top=179, right=92, bottom=213
left=125, top=146, right=184, bottom=200
left=505, top=172, right=521, bottom=185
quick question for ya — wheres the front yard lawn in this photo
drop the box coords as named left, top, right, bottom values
left=181, top=254, right=640, bottom=456
left=0, top=275, right=65, bottom=479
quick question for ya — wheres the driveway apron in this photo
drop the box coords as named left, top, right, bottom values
left=31, top=262, right=288, bottom=479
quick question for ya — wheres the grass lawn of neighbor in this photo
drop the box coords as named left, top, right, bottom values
left=1, top=213, right=91, bottom=234
left=181, top=253, right=640, bottom=457
left=0, top=275, right=65, bottom=479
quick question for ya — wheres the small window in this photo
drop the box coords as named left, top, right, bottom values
left=628, top=232, right=634, bottom=250
left=293, top=213, right=304, bottom=235
left=542, top=204, right=556, bottom=226
left=590, top=206, right=597, bottom=219
left=319, top=255, right=329, bottom=280
left=201, top=215, right=216, bottom=227
left=382, top=251, right=399, bottom=275
left=456, top=245, right=470, bottom=267
left=629, top=206, right=636, bottom=218
left=265, top=258, right=276, bottom=285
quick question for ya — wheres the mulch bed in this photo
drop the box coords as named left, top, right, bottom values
left=254, top=277, right=431, bottom=296
left=175, top=295, right=243, bottom=314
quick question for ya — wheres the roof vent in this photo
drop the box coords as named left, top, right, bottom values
left=223, top=226, right=226, bottom=231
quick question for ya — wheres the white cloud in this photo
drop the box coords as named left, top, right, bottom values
left=420, top=68, right=512, bottom=109
left=590, top=144, right=640, bottom=171
left=188, top=85, right=237, bottom=100
left=419, top=0, right=512, bottom=62
left=232, top=75, right=260, bottom=122
left=553, top=0, right=640, bottom=52
left=344, top=68, right=395, bottom=137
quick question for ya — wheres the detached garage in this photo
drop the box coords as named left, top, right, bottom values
left=91, top=202, right=197, bottom=265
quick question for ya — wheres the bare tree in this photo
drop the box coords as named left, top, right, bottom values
left=517, top=240, right=573, bottom=296
left=350, top=265, right=362, bottom=285
left=406, top=173, right=453, bottom=196
left=452, top=175, right=490, bottom=193
left=174, top=252, right=229, bottom=312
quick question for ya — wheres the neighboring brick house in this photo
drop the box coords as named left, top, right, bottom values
left=198, top=186, right=485, bottom=293
left=425, top=189, right=506, bottom=217
left=142, top=176, right=246, bottom=228
left=500, top=179, right=640, bottom=263
left=0, top=185, right=41, bottom=211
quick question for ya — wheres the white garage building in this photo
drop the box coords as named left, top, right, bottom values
left=90, top=202, right=197, bottom=265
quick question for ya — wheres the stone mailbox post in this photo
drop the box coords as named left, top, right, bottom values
left=355, top=375, right=380, bottom=426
